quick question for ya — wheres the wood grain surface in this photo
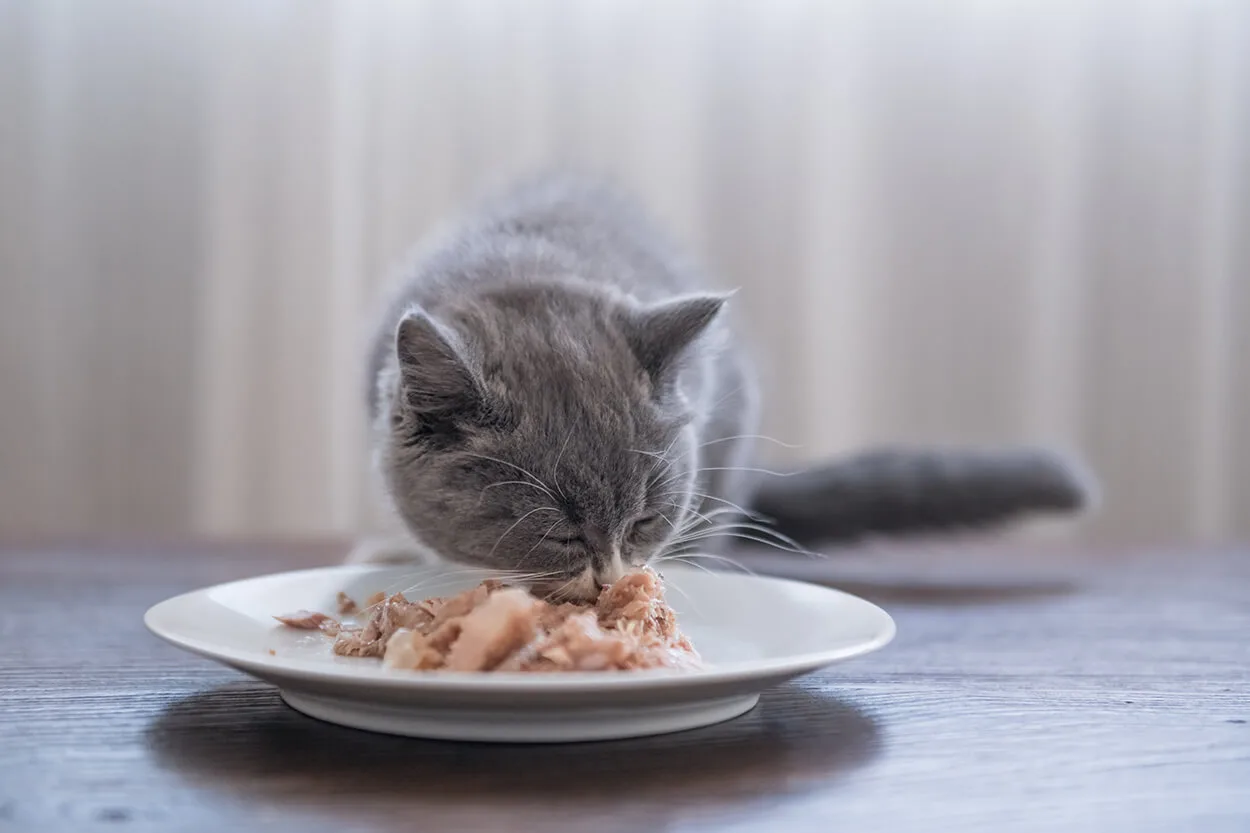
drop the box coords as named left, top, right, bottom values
left=1, top=541, right=1247, bottom=833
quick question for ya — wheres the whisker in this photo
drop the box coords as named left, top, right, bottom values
left=713, top=519, right=807, bottom=551
left=394, top=569, right=509, bottom=598
left=380, top=564, right=459, bottom=594
left=678, top=491, right=757, bottom=518
left=671, top=530, right=813, bottom=557
left=395, top=567, right=564, bottom=598
left=657, top=551, right=757, bottom=576
left=655, top=498, right=691, bottom=514
left=461, top=453, right=557, bottom=496
left=668, top=519, right=780, bottom=541
left=655, top=468, right=693, bottom=492
left=546, top=573, right=585, bottom=604
left=654, top=554, right=717, bottom=577
left=709, top=384, right=744, bottom=412
left=671, top=505, right=747, bottom=528
left=670, top=517, right=806, bottom=550
left=652, top=570, right=697, bottom=613
left=659, top=502, right=731, bottom=543
left=494, top=570, right=565, bottom=581
left=630, top=447, right=676, bottom=481
left=517, top=519, right=566, bottom=568
left=690, top=466, right=797, bottom=478
left=668, top=522, right=803, bottom=552
left=665, top=501, right=759, bottom=539
left=659, top=570, right=704, bottom=618
left=551, top=433, right=575, bottom=500
left=697, top=433, right=801, bottom=450
left=486, top=506, right=563, bottom=560
left=479, top=480, right=557, bottom=502
left=660, top=432, right=683, bottom=459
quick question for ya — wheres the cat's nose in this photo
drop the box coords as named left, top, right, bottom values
left=592, top=547, right=627, bottom=587
left=583, top=524, right=610, bottom=552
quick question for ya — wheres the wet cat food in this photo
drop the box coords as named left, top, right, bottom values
left=275, top=569, right=701, bottom=672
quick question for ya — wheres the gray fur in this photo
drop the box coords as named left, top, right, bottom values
left=750, top=447, right=1097, bottom=546
left=365, top=173, right=1094, bottom=593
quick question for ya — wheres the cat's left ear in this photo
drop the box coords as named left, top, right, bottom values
left=624, top=291, right=731, bottom=389
left=394, top=307, right=484, bottom=418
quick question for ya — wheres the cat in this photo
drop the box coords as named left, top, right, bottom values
left=360, top=173, right=1095, bottom=600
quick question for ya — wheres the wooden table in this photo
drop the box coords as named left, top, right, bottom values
left=1, top=541, right=1247, bottom=832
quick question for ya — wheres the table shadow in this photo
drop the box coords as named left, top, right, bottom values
left=825, top=577, right=1077, bottom=607
left=731, top=548, right=1080, bottom=608
left=146, top=680, right=882, bottom=811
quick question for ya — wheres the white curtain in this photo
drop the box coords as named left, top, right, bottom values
left=2, top=0, right=1248, bottom=542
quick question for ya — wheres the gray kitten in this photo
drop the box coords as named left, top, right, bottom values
left=364, top=174, right=1094, bottom=599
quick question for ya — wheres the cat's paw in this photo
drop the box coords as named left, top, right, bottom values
left=344, top=537, right=434, bottom=566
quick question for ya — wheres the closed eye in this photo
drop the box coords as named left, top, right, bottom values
left=627, top=514, right=663, bottom=541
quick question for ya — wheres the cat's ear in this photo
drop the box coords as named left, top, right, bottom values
left=625, top=292, right=729, bottom=388
left=394, top=307, right=483, bottom=416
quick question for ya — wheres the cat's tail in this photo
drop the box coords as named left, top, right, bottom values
left=747, top=447, right=1097, bottom=546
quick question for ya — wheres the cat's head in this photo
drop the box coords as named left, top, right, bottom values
left=376, top=283, right=727, bottom=600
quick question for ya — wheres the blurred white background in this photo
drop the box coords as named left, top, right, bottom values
left=2, top=0, right=1248, bottom=544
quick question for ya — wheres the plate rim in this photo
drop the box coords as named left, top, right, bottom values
left=144, top=563, right=896, bottom=694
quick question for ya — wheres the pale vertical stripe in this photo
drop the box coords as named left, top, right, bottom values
left=325, top=1, right=372, bottom=533
left=699, top=0, right=813, bottom=455
left=1190, top=2, right=1245, bottom=539
left=263, top=6, right=336, bottom=532
left=611, top=0, right=712, bottom=247
left=796, top=0, right=875, bottom=459
left=0, top=0, right=50, bottom=531
left=193, top=10, right=262, bottom=534
left=369, top=0, right=465, bottom=264
left=29, top=0, right=78, bottom=530
left=1023, top=5, right=1095, bottom=443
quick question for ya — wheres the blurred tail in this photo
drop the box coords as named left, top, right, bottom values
left=748, top=447, right=1097, bottom=546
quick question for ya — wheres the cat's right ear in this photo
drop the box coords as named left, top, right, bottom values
left=394, top=308, right=483, bottom=417
left=623, top=292, right=729, bottom=392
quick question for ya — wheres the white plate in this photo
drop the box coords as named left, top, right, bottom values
left=145, top=563, right=895, bottom=743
